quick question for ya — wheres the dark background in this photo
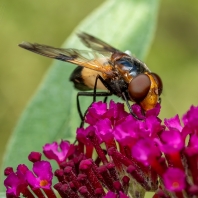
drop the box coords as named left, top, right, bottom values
left=0, top=0, right=198, bottom=171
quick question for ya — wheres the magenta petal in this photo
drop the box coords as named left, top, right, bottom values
left=163, top=168, right=186, bottom=192
left=107, top=100, right=128, bottom=121
left=104, top=100, right=116, bottom=119
left=4, top=164, right=29, bottom=196
left=85, top=101, right=107, bottom=124
left=139, top=116, right=162, bottom=138
left=4, top=172, right=27, bottom=196
left=185, top=134, right=198, bottom=155
left=32, top=161, right=53, bottom=179
left=76, top=127, right=90, bottom=145
left=85, top=101, right=129, bottom=127
left=43, top=140, right=74, bottom=163
left=189, top=134, right=198, bottom=148
left=157, top=129, right=184, bottom=153
left=131, top=104, right=145, bottom=119
left=132, top=138, right=161, bottom=166
left=77, top=126, right=95, bottom=145
left=26, top=170, right=39, bottom=188
left=17, top=164, right=29, bottom=176
left=43, top=142, right=60, bottom=162
left=95, top=118, right=113, bottom=142
left=91, top=101, right=107, bottom=114
left=164, top=114, right=183, bottom=132
left=146, top=103, right=161, bottom=117
left=183, top=106, right=198, bottom=127
left=26, top=161, right=53, bottom=189
left=114, top=115, right=138, bottom=147
left=60, top=140, right=75, bottom=157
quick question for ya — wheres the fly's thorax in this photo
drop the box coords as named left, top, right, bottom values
left=113, top=54, right=148, bottom=79
left=115, top=64, right=132, bottom=83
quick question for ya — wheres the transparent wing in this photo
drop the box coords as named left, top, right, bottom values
left=77, top=32, right=120, bottom=53
left=18, top=42, right=114, bottom=75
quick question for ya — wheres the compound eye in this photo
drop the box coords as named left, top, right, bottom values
left=128, top=74, right=151, bottom=102
left=151, top=73, right=163, bottom=95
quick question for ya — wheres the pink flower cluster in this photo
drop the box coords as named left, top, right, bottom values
left=4, top=101, right=198, bottom=198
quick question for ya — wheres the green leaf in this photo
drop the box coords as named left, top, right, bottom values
left=1, top=0, right=160, bottom=189
left=0, top=192, right=5, bottom=198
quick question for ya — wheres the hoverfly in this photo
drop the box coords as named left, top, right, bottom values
left=19, top=33, right=162, bottom=122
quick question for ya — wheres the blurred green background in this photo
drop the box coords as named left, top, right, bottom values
left=0, top=0, right=198, bottom=184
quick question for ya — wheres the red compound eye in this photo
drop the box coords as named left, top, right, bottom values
left=150, top=73, right=163, bottom=95
left=128, top=74, right=151, bottom=102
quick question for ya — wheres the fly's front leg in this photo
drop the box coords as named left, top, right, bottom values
left=103, top=96, right=108, bottom=103
left=94, top=75, right=113, bottom=103
left=121, top=92, right=144, bottom=120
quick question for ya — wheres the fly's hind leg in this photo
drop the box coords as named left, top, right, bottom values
left=77, top=75, right=112, bottom=127
left=77, top=91, right=112, bottom=127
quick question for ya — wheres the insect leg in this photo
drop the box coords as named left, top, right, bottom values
left=77, top=92, right=85, bottom=121
left=103, top=96, right=108, bottom=103
left=93, top=74, right=113, bottom=101
left=121, top=92, right=143, bottom=120
left=93, top=75, right=109, bottom=103
left=93, top=75, right=101, bottom=102
left=77, top=74, right=110, bottom=120
left=159, top=97, right=161, bottom=104
left=77, top=91, right=112, bottom=127
left=77, top=74, right=112, bottom=127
